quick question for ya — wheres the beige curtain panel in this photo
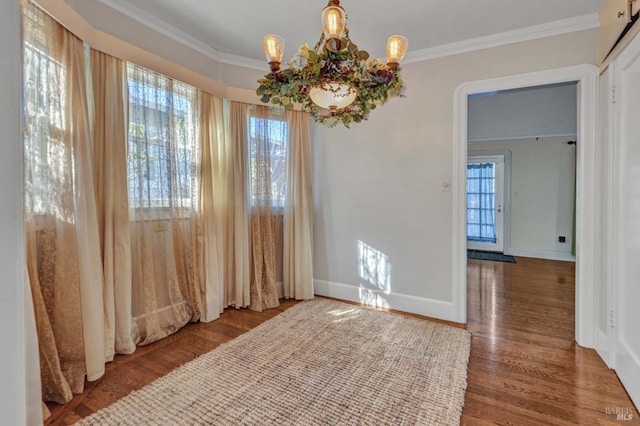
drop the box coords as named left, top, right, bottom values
left=224, top=101, right=252, bottom=308
left=23, top=263, right=46, bottom=425
left=196, top=90, right=225, bottom=322
left=66, top=28, right=108, bottom=387
left=90, top=49, right=137, bottom=356
left=284, top=110, right=314, bottom=301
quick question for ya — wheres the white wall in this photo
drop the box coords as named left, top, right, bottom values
left=469, top=140, right=576, bottom=259
left=313, top=30, right=597, bottom=319
left=468, top=83, right=577, bottom=142
left=0, top=0, right=27, bottom=424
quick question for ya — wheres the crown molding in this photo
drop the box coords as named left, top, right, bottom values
left=93, top=0, right=598, bottom=70
left=403, top=13, right=599, bottom=64
left=94, top=0, right=268, bottom=71
left=215, top=51, right=268, bottom=72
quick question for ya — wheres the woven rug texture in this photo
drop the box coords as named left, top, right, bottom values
left=78, top=298, right=471, bottom=426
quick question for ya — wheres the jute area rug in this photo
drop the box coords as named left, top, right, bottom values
left=79, top=299, right=471, bottom=425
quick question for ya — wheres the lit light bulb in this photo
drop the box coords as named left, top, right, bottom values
left=263, top=34, right=285, bottom=63
left=322, top=6, right=346, bottom=39
left=326, top=10, right=339, bottom=35
left=267, top=38, right=277, bottom=57
left=386, top=35, right=409, bottom=66
left=389, top=40, right=399, bottom=59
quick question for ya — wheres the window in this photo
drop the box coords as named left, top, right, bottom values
left=22, top=5, right=73, bottom=221
left=127, top=64, right=198, bottom=211
left=249, top=107, right=288, bottom=208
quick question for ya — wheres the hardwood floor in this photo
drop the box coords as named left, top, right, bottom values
left=463, top=257, right=638, bottom=425
left=45, top=257, right=638, bottom=425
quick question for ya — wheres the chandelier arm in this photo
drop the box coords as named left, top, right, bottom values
left=314, top=33, right=326, bottom=52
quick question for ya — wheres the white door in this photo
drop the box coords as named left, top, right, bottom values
left=467, top=155, right=504, bottom=252
left=610, top=31, right=640, bottom=409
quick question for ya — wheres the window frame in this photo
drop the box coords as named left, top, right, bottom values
left=126, top=66, right=199, bottom=216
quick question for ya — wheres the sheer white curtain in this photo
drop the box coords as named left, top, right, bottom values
left=23, top=1, right=105, bottom=402
left=126, top=64, right=204, bottom=344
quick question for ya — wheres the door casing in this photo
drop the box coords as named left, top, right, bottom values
left=453, top=64, right=598, bottom=349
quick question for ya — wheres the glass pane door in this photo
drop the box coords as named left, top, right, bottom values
left=467, top=156, right=504, bottom=252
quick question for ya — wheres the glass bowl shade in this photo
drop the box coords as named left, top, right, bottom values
left=309, top=83, right=358, bottom=110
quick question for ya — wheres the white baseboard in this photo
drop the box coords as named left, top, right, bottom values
left=595, top=328, right=612, bottom=368
left=507, top=248, right=576, bottom=262
left=313, top=279, right=459, bottom=323
left=615, top=339, right=640, bottom=409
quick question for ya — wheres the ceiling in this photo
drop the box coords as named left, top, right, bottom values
left=67, top=0, right=603, bottom=66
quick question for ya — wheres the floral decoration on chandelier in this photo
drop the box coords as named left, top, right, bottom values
left=257, top=0, right=408, bottom=127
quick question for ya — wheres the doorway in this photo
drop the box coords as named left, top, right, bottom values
left=452, top=64, right=599, bottom=348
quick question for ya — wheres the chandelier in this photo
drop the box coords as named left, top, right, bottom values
left=257, top=0, right=408, bottom=127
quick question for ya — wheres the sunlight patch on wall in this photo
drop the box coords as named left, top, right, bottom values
left=358, top=240, right=391, bottom=294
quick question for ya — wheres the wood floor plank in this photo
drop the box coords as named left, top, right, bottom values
left=44, top=259, right=639, bottom=425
